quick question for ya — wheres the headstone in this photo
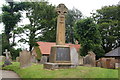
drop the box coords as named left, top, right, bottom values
left=40, top=56, right=48, bottom=64
left=83, top=51, right=96, bottom=67
left=79, top=56, right=83, bottom=65
left=0, top=56, right=5, bottom=62
left=31, top=55, right=37, bottom=63
left=115, top=63, right=120, bottom=69
left=16, top=57, right=20, bottom=62
left=70, top=48, right=79, bottom=65
left=20, top=50, right=31, bottom=68
left=3, top=49, right=11, bottom=60
left=96, top=60, right=101, bottom=67
left=2, top=49, right=12, bottom=67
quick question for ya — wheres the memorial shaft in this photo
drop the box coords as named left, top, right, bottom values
left=56, top=15, right=65, bottom=45
left=56, top=4, right=68, bottom=45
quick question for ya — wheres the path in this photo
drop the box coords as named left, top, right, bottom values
left=0, top=70, right=21, bottom=79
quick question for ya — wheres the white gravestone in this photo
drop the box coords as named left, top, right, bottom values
left=70, top=48, right=79, bottom=65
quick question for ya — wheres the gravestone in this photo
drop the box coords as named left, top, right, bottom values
left=16, top=57, right=20, bottom=62
left=70, top=48, right=79, bottom=65
left=115, top=63, right=120, bottom=68
left=20, top=50, right=31, bottom=68
left=31, top=55, right=37, bottom=63
left=83, top=51, right=96, bottom=67
left=0, top=56, right=5, bottom=62
left=96, top=60, right=101, bottom=67
left=2, top=49, right=12, bottom=67
left=4, top=49, right=12, bottom=62
left=40, top=56, right=48, bottom=64
left=79, top=56, right=83, bottom=65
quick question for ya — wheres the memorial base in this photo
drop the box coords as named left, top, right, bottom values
left=44, top=63, right=77, bottom=70
left=46, top=45, right=74, bottom=69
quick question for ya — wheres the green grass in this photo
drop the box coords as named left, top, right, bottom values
left=0, top=62, right=3, bottom=65
left=2, top=62, right=119, bottom=78
left=0, top=62, right=3, bottom=69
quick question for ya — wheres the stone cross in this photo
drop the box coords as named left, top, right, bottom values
left=56, top=4, right=68, bottom=45
left=3, top=49, right=11, bottom=60
left=56, top=4, right=68, bottom=15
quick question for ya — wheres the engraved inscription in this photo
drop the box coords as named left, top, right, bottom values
left=56, top=48, right=70, bottom=61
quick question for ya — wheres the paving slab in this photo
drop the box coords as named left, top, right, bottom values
left=0, top=70, right=21, bottom=80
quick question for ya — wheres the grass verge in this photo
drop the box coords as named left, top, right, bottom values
left=2, top=62, right=119, bottom=78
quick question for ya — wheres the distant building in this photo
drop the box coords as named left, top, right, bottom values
left=105, top=47, right=120, bottom=63
left=32, top=42, right=80, bottom=61
left=96, top=47, right=120, bottom=69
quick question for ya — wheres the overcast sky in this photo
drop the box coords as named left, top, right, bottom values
left=0, top=0, right=119, bottom=16
left=0, top=0, right=119, bottom=49
left=48, top=0, right=119, bottom=17
left=0, top=0, right=119, bottom=30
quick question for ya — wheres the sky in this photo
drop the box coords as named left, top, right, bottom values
left=48, top=0, right=119, bottom=17
left=0, top=0, right=119, bottom=49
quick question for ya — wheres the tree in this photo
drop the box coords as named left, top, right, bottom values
left=2, top=33, right=8, bottom=54
left=66, top=8, right=82, bottom=43
left=10, top=48, right=22, bottom=60
left=75, top=18, right=104, bottom=58
left=2, top=0, right=25, bottom=51
left=17, top=1, right=57, bottom=51
left=92, top=5, right=120, bottom=53
left=0, top=34, right=2, bottom=55
left=1, top=1, right=30, bottom=59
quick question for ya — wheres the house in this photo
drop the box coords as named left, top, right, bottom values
left=105, top=47, right=120, bottom=63
left=96, top=47, right=120, bottom=69
left=32, top=42, right=80, bottom=61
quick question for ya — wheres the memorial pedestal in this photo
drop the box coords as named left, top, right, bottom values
left=44, top=45, right=77, bottom=69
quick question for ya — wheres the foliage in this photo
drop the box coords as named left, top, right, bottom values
left=2, top=62, right=118, bottom=78
left=66, top=8, right=82, bottom=43
left=2, top=33, right=10, bottom=54
left=10, top=48, right=22, bottom=60
left=2, top=1, right=22, bottom=48
left=1, top=1, right=26, bottom=57
left=0, top=34, right=2, bottom=55
left=75, top=18, right=104, bottom=58
left=34, top=46, right=42, bottom=60
left=92, top=5, right=120, bottom=53
left=17, top=1, right=57, bottom=51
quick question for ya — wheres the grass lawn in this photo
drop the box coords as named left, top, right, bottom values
left=2, top=62, right=119, bottom=78
left=0, top=62, right=3, bottom=69
left=0, top=62, right=3, bottom=65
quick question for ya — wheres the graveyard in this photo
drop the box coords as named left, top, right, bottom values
left=0, top=0, right=120, bottom=79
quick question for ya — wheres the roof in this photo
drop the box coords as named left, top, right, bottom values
left=36, top=42, right=80, bottom=55
left=105, top=47, right=120, bottom=57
